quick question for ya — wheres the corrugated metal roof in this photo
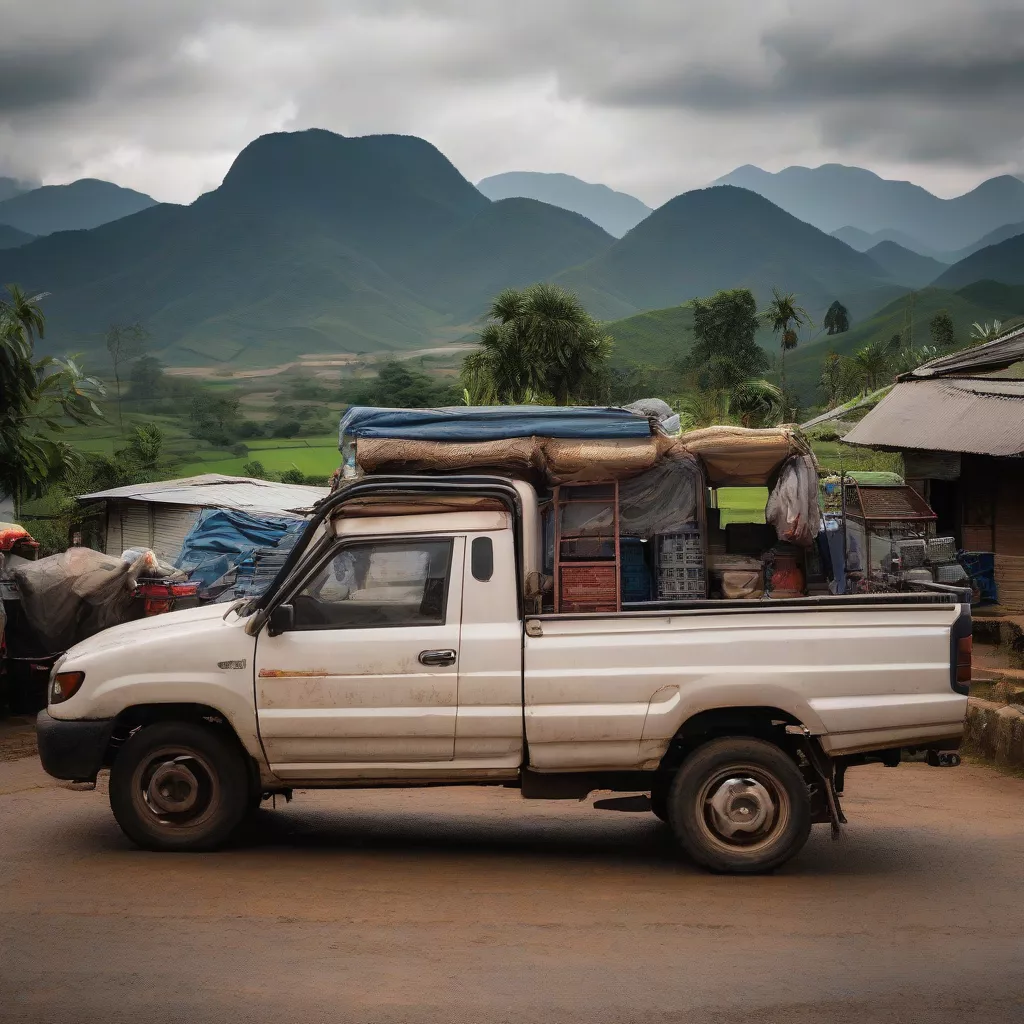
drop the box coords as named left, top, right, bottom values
left=908, top=324, right=1024, bottom=378
left=79, top=474, right=328, bottom=514
left=843, top=379, right=1024, bottom=456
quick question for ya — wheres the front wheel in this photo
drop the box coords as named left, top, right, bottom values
left=667, top=737, right=811, bottom=874
left=109, top=721, right=250, bottom=852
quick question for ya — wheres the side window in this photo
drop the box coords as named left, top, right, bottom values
left=291, top=539, right=453, bottom=630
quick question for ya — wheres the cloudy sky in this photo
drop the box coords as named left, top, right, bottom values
left=2, top=0, right=1022, bottom=206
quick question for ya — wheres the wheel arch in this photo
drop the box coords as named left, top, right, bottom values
left=658, top=705, right=812, bottom=774
left=103, top=702, right=262, bottom=794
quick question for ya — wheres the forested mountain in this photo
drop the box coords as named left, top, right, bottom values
left=555, top=185, right=893, bottom=322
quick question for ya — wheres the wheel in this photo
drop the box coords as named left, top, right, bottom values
left=666, top=737, right=811, bottom=874
left=650, top=775, right=670, bottom=822
left=108, top=721, right=250, bottom=852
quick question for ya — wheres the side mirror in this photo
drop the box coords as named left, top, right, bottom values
left=267, top=603, right=295, bottom=637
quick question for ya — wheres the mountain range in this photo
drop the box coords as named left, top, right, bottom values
left=1, top=129, right=1022, bottom=371
left=0, top=179, right=157, bottom=237
left=715, top=164, right=1024, bottom=253
left=476, top=172, right=651, bottom=237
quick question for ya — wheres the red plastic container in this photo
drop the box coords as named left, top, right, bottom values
left=135, top=580, right=200, bottom=616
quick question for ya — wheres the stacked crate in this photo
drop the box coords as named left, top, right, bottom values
left=656, top=529, right=706, bottom=599
left=620, top=538, right=652, bottom=603
left=554, top=482, right=621, bottom=613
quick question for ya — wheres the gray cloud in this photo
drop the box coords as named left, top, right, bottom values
left=0, top=1, right=1021, bottom=203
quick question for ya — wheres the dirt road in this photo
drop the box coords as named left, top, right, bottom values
left=1, top=756, right=1022, bottom=1023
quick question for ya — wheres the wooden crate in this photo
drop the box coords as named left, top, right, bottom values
left=559, top=564, right=618, bottom=606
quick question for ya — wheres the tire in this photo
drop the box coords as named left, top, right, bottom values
left=650, top=775, right=670, bottom=822
left=109, top=721, right=250, bottom=852
left=667, top=737, right=811, bottom=874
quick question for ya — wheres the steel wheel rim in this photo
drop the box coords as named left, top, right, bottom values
left=695, top=763, right=790, bottom=854
left=131, top=745, right=221, bottom=832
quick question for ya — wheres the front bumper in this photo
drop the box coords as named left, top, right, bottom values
left=36, top=710, right=115, bottom=782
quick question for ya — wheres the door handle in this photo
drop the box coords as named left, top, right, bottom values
left=418, top=648, right=457, bottom=667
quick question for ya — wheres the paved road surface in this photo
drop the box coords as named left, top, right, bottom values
left=1, top=756, right=1023, bottom=1023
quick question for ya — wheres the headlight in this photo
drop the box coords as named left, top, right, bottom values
left=49, top=671, right=85, bottom=704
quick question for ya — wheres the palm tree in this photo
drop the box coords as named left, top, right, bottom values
left=0, top=287, right=104, bottom=513
left=849, top=338, right=895, bottom=392
left=677, top=378, right=784, bottom=429
left=460, top=284, right=611, bottom=405
left=970, top=320, right=1003, bottom=345
left=762, top=289, right=812, bottom=390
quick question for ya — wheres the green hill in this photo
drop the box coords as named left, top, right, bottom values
left=0, top=178, right=157, bottom=235
left=603, top=304, right=696, bottom=367
left=786, top=282, right=1024, bottom=403
left=933, top=234, right=1024, bottom=290
left=556, top=185, right=892, bottom=322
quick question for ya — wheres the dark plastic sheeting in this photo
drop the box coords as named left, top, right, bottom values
left=338, top=405, right=653, bottom=444
left=174, top=508, right=306, bottom=590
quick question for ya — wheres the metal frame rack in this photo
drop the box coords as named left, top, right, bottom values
left=553, top=481, right=621, bottom=612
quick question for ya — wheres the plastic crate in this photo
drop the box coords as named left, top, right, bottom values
left=936, top=563, right=968, bottom=584
left=621, top=573, right=652, bottom=602
left=658, top=566, right=705, bottom=583
left=927, top=536, right=957, bottom=563
left=895, top=539, right=927, bottom=568
left=657, top=578, right=706, bottom=599
left=620, top=538, right=648, bottom=567
left=659, top=532, right=703, bottom=555
left=659, top=550, right=705, bottom=569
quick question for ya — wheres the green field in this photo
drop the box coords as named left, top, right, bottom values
left=717, top=487, right=768, bottom=525
left=178, top=438, right=341, bottom=478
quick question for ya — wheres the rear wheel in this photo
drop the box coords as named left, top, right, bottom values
left=667, top=737, right=811, bottom=874
left=109, top=721, right=250, bottom=852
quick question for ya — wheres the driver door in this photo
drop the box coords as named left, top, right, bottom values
left=254, top=535, right=464, bottom=777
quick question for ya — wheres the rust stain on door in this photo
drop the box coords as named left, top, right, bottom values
left=258, top=668, right=330, bottom=678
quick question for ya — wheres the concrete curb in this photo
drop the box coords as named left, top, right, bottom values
left=964, top=697, right=1024, bottom=768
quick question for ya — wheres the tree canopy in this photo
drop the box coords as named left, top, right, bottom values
left=928, top=310, right=955, bottom=351
left=461, top=283, right=611, bottom=405
left=823, top=301, right=850, bottom=336
left=687, top=288, right=767, bottom=391
left=0, top=286, right=104, bottom=511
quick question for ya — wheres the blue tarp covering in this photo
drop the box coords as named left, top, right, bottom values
left=338, top=406, right=653, bottom=445
left=174, top=508, right=306, bottom=591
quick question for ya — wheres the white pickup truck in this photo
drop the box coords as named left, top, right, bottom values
left=37, top=474, right=972, bottom=873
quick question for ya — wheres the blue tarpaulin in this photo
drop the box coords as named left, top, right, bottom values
left=175, top=508, right=306, bottom=591
left=338, top=406, right=654, bottom=445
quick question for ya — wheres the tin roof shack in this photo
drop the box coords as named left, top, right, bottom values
left=843, top=328, right=1024, bottom=611
left=79, top=474, right=328, bottom=564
